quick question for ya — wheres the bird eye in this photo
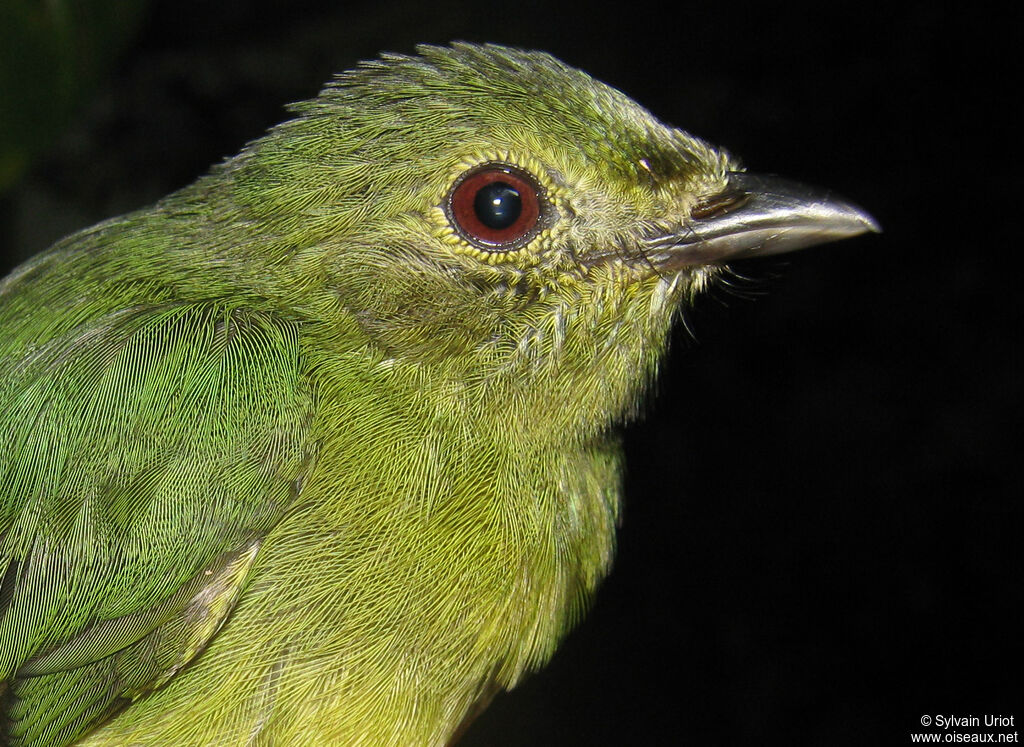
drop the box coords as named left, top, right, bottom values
left=446, top=164, right=544, bottom=250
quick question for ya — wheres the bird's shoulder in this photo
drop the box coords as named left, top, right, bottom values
left=0, top=300, right=316, bottom=746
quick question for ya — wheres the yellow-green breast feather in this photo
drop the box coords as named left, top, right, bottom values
left=0, top=43, right=875, bottom=746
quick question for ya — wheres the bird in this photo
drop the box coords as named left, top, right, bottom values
left=0, top=43, right=877, bottom=746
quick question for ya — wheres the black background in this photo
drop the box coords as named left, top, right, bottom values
left=1, top=2, right=1018, bottom=744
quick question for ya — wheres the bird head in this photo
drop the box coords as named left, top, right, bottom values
left=187, top=43, right=875, bottom=433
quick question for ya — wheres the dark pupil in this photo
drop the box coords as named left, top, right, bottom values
left=473, top=181, right=521, bottom=230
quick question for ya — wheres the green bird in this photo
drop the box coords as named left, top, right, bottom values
left=0, top=43, right=877, bottom=746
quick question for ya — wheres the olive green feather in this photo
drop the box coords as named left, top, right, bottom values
left=0, top=42, right=873, bottom=746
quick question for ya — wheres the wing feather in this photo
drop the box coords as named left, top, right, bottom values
left=0, top=303, right=314, bottom=746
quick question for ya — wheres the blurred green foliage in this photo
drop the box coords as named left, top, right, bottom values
left=0, top=0, right=149, bottom=192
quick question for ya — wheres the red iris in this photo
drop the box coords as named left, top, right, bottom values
left=447, top=164, right=543, bottom=250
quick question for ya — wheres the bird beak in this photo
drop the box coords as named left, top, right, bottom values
left=643, top=172, right=880, bottom=269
